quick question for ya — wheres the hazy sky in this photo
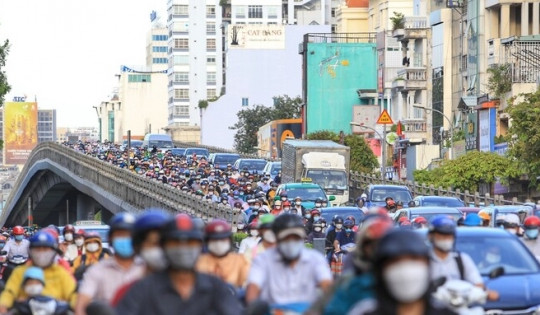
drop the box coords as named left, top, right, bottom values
left=0, top=0, right=166, bottom=128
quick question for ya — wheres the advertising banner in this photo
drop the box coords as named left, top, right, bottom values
left=227, top=25, right=285, bottom=49
left=4, top=102, right=38, bottom=164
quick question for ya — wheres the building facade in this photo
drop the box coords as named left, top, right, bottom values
left=37, top=109, right=57, bottom=143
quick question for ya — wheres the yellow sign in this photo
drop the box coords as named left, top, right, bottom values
left=4, top=102, right=38, bottom=164
left=376, top=109, right=394, bottom=125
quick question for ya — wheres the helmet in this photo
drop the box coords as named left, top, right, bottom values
left=29, top=231, right=58, bottom=250
left=343, top=220, right=355, bottom=229
left=13, top=226, right=24, bottom=235
left=346, top=215, right=356, bottom=224
left=412, top=216, right=427, bottom=225
left=75, top=229, right=86, bottom=238
left=234, top=201, right=243, bottom=208
left=161, top=214, right=203, bottom=242
left=272, top=213, right=306, bottom=240
left=294, top=196, right=302, bottom=201
left=23, top=267, right=45, bottom=285
left=524, top=216, right=540, bottom=229
left=258, top=214, right=275, bottom=229
left=310, top=209, right=321, bottom=216
left=429, top=215, right=456, bottom=235
left=84, top=232, right=102, bottom=244
left=109, top=213, right=136, bottom=233
left=315, top=197, right=324, bottom=203
left=282, top=201, right=291, bottom=207
left=463, top=214, right=482, bottom=226
left=478, top=210, right=491, bottom=221
left=386, top=199, right=396, bottom=207
left=205, top=220, right=232, bottom=240
left=133, top=210, right=170, bottom=248
left=63, top=224, right=75, bottom=235
left=333, top=216, right=344, bottom=225
left=274, top=200, right=282, bottom=207
left=0, top=235, right=7, bottom=242
left=42, top=228, right=59, bottom=241
left=279, top=191, right=288, bottom=197
left=374, top=229, right=429, bottom=265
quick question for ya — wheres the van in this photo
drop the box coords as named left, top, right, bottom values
left=142, top=134, right=173, bottom=151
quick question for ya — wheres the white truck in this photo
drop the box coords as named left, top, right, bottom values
left=282, top=140, right=350, bottom=206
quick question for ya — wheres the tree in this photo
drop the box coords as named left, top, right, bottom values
left=270, top=95, right=302, bottom=120
left=506, top=89, right=540, bottom=187
left=487, top=63, right=512, bottom=99
left=0, top=39, right=10, bottom=107
left=390, top=12, right=405, bottom=31
left=307, top=130, right=379, bottom=173
left=413, top=151, right=520, bottom=192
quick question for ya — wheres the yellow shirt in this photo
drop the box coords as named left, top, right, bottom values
left=196, top=253, right=250, bottom=288
left=0, top=264, right=77, bottom=308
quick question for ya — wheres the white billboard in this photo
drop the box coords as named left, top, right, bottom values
left=352, top=105, right=381, bottom=133
left=478, top=109, right=490, bottom=152
left=227, top=25, right=285, bottom=49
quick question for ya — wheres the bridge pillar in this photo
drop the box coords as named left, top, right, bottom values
left=76, top=194, right=96, bottom=221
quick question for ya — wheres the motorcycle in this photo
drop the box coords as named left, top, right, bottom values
left=245, top=300, right=310, bottom=315
left=432, top=266, right=504, bottom=315
left=2, top=255, right=28, bottom=283
left=9, top=295, right=70, bottom=315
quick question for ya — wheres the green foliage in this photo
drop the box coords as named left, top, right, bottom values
left=506, top=89, right=540, bottom=188
left=0, top=39, right=11, bottom=107
left=198, top=100, right=209, bottom=109
left=487, top=64, right=512, bottom=99
left=390, top=12, right=405, bottom=31
left=230, top=95, right=302, bottom=154
left=307, top=130, right=379, bottom=173
left=233, top=232, right=248, bottom=244
left=413, top=151, right=520, bottom=192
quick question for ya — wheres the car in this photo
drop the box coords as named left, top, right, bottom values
left=458, top=207, right=481, bottom=217
left=170, top=148, right=186, bottom=157
left=233, top=158, right=268, bottom=175
left=210, top=153, right=241, bottom=170
left=393, top=206, right=463, bottom=223
left=61, top=221, right=111, bottom=248
left=262, top=161, right=281, bottom=177
left=142, top=134, right=173, bottom=152
left=276, top=182, right=334, bottom=209
left=120, top=140, right=143, bottom=151
left=319, top=206, right=364, bottom=225
left=364, top=184, right=413, bottom=208
left=413, top=196, right=466, bottom=207
left=480, top=205, right=534, bottom=225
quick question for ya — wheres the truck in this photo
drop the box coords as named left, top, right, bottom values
left=281, top=140, right=351, bottom=206
left=257, top=119, right=302, bottom=159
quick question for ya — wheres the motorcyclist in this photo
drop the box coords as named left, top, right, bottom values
left=356, top=195, right=368, bottom=213
left=271, top=199, right=283, bottom=216
left=412, top=216, right=428, bottom=229
left=239, top=222, right=260, bottom=254
left=331, top=219, right=356, bottom=276
left=304, top=209, right=320, bottom=234
left=478, top=210, right=491, bottom=227
left=522, top=216, right=540, bottom=256
left=71, top=233, right=109, bottom=281
left=325, top=216, right=344, bottom=264
left=307, top=222, right=325, bottom=243
left=72, top=230, right=86, bottom=257
left=114, top=214, right=243, bottom=315
left=293, top=196, right=305, bottom=215
left=59, top=224, right=76, bottom=262
left=3, top=226, right=29, bottom=260
left=282, top=200, right=292, bottom=213
left=244, top=214, right=276, bottom=263
left=463, top=213, right=482, bottom=227
left=314, top=197, right=324, bottom=209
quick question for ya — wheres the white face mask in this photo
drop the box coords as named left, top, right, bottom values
left=433, top=239, right=454, bottom=252
left=24, top=284, right=44, bottom=297
left=86, top=243, right=100, bottom=253
left=75, top=239, right=84, bottom=247
left=250, top=230, right=259, bottom=237
left=278, top=240, right=304, bottom=260
left=64, top=233, right=73, bottom=242
left=295, top=201, right=302, bottom=206
left=208, top=240, right=231, bottom=257
left=335, top=224, right=343, bottom=230
left=140, top=247, right=168, bottom=271
left=262, top=230, right=276, bottom=243
left=485, top=252, right=501, bottom=264
left=384, top=260, right=429, bottom=303
left=314, top=227, right=322, bottom=232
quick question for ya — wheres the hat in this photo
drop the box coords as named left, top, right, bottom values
left=276, top=227, right=306, bottom=240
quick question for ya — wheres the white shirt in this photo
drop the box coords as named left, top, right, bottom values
left=3, top=238, right=30, bottom=259
left=429, top=250, right=483, bottom=285
left=247, top=247, right=332, bottom=304
left=238, top=236, right=260, bottom=254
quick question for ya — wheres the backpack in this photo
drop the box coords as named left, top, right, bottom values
left=74, top=251, right=106, bottom=281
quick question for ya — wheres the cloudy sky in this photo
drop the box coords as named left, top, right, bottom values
left=0, top=0, right=166, bottom=128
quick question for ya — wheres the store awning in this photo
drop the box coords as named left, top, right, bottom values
left=458, top=96, right=477, bottom=111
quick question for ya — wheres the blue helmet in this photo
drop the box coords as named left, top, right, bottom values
left=30, top=231, right=58, bottom=250
left=109, top=213, right=136, bottom=232
left=23, top=267, right=45, bottom=285
left=429, top=215, right=457, bottom=235
left=134, top=210, right=170, bottom=233
left=463, top=213, right=481, bottom=227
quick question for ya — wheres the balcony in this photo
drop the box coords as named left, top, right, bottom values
left=393, top=17, right=428, bottom=40
left=393, top=68, right=427, bottom=91
left=401, top=118, right=427, bottom=133
left=487, top=38, right=501, bottom=66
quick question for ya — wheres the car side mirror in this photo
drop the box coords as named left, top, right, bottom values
left=328, top=196, right=336, bottom=201
left=488, top=266, right=504, bottom=279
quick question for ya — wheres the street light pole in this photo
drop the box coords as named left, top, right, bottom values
left=350, top=122, right=386, bottom=182
left=413, top=105, right=453, bottom=159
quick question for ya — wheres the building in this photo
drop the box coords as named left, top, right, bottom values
left=230, top=0, right=283, bottom=25
left=37, top=109, right=57, bottom=143
left=336, top=0, right=369, bottom=33
left=57, top=127, right=98, bottom=143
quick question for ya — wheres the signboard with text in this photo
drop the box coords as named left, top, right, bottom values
left=4, top=102, right=38, bottom=164
left=227, top=25, right=285, bottom=49
left=478, top=108, right=496, bottom=152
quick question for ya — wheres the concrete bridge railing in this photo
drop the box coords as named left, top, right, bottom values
left=0, top=142, right=234, bottom=226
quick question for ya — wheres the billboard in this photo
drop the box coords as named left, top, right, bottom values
left=4, top=102, right=38, bottom=164
left=306, top=42, right=377, bottom=134
left=478, top=108, right=496, bottom=152
left=352, top=105, right=381, bottom=134
left=228, top=25, right=285, bottom=49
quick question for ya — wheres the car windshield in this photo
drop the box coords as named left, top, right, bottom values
left=78, top=228, right=109, bottom=243
left=171, top=148, right=185, bottom=156
left=186, top=149, right=209, bottom=156
left=371, top=188, right=412, bottom=203
left=122, top=140, right=143, bottom=147
left=420, top=198, right=465, bottom=207
left=456, top=235, right=540, bottom=275
left=239, top=160, right=267, bottom=171
left=269, top=163, right=281, bottom=176
left=149, top=140, right=173, bottom=148
left=285, top=187, right=327, bottom=202
left=410, top=212, right=462, bottom=222
left=214, top=155, right=240, bottom=164
left=321, top=209, right=364, bottom=225
left=307, top=170, right=348, bottom=190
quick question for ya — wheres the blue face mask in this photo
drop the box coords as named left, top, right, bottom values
left=0, top=243, right=5, bottom=249
left=313, top=216, right=320, bottom=222
left=15, top=235, right=24, bottom=241
left=526, top=229, right=539, bottom=240
left=345, top=228, right=352, bottom=233
left=113, top=237, right=134, bottom=258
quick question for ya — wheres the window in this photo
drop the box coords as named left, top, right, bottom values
left=175, top=72, right=189, bottom=83
left=128, top=74, right=151, bottom=83
left=331, top=8, right=336, bottom=17
left=236, top=7, right=246, bottom=18
left=248, top=5, right=263, bottom=18
left=174, top=105, right=190, bottom=118
left=207, top=72, right=216, bottom=84
left=174, top=38, right=189, bottom=49
left=153, top=58, right=168, bottom=64
left=206, top=22, right=215, bottom=34
left=173, top=5, right=188, bottom=15
left=152, top=46, right=167, bottom=53
left=207, top=38, right=216, bottom=50
left=206, top=5, right=216, bottom=17
left=173, top=22, right=189, bottom=33
left=207, top=56, right=216, bottom=64
left=174, top=55, right=189, bottom=65
left=268, top=6, right=278, bottom=18
left=174, top=89, right=189, bottom=99
left=242, top=98, right=249, bottom=106
left=331, top=24, right=337, bottom=33
left=152, top=35, right=167, bottom=41
left=207, top=89, right=217, bottom=99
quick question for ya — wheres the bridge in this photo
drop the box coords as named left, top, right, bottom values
left=0, top=143, right=233, bottom=227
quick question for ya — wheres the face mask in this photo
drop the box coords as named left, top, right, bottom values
left=278, top=240, right=304, bottom=261
left=526, top=229, right=539, bottom=240
left=113, top=237, right=134, bottom=258
left=505, top=228, right=518, bottom=235
left=345, top=228, right=352, bottom=233
left=252, top=205, right=260, bottom=210
left=295, top=201, right=302, bottom=206
left=237, top=224, right=245, bottom=230
left=0, top=243, right=5, bottom=250
left=75, top=239, right=84, bottom=247
left=305, top=214, right=311, bottom=219
left=313, top=216, right=320, bottom=222
left=252, top=210, right=259, bottom=216
left=165, top=246, right=200, bottom=270
left=433, top=239, right=454, bottom=252
left=384, top=260, right=429, bottom=303
left=281, top=197, right=288, bottom=202
left=208, top=240, right=231, bottom=257
left=315, top=203, right=322, bottom=207
left=485, top=252, right=501, bottom=264
left=283, top=207, right=291, bottom=211
left=262, top=230, right=276, bottom=243
left=31, top=250, right=56, bottom=268
left=140, top=247, right=168, bottom=271
left=86, top=243, right=100, bottom=253
left=64, top=233, right=73, bottom=242
left=15, top=235, right=23, bottom=241
left=314, top=227, right=322, bottom=233
left=250, top=230, right=259, bottom=237
left=24, top=284, right=44, bottom=297
left=219, top=181, right=225, bottom=186
left=291, top=210, right=298, bottom=215
left=335, top=224, right=343, bottom=229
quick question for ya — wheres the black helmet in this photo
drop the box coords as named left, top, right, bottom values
left=374, top=229, right=429, bottom=265
left=315, top=197, right=324, bottom=203
left=161, top=214, right=203, bottom=242
left=272, top=213, right=306, bottom=240
left=333, top=216, right=344, bottom=225
left=343, top=220, right=355, bottom=229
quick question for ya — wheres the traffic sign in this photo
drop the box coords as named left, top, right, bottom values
left=376, top=109, right=394, bottom=124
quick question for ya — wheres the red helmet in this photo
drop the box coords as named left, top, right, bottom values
left=413, top=216, right=427, bottom=224
left=346, top=216, right=356, bottom=224
left=12, top=226, right=24, bottom=236
left=205, top=219, right=232, bottom=240
left=63, top=224, right=75, bottom=235
left=76, top=229, right=86, bottom=237
left=42, top=227, right=59, bottom=241
left=282, top=201, right=291, bottom=207
left=0, top=235, right=7, bottom=242
left=310, top=209, right=321, bottom=216
left=524, top=216, right=540, bottom=228
left=398, top=216, right=409, bottom=223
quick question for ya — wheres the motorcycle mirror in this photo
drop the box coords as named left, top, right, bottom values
left=488, top=266, right=505, bottom=279
left=0, top=251, right=6, bottom=255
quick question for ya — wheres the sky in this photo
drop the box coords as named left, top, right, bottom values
left=0, top=0, right=166, bottom=128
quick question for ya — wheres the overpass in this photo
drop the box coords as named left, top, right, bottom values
left=0, top=143, right=233, bottom=227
